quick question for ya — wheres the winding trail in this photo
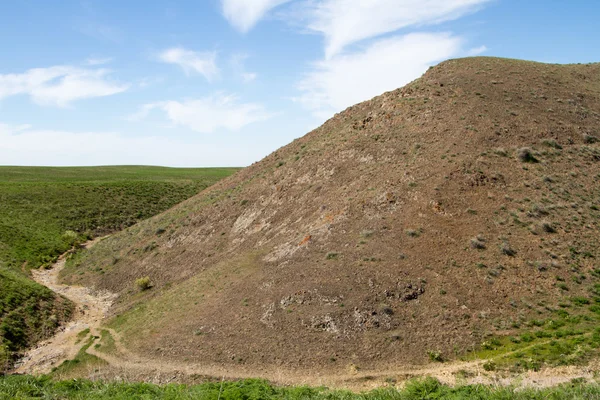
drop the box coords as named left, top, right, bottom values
left=14, top=238, right=116, bottom=375
left=13, top=239, right=599, bottom=389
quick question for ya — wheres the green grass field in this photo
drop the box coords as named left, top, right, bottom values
left=0, top=165, right=238, bottom=371
left=0, top=166, right=238, bottom=270
left=0, top=375, right=598, bottom=399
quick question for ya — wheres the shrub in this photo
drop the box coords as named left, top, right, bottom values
left=470, top=237, right=486, bottom=250
left=483, top=361, right=496, bottom=371
left=62, top=230, right=80, bottom=246
left=406, top=229, right=421, bottom=237
left=571, top=296, right=590, bottom=306
left=584, top=134, right=599, bottom=144
left=541, top=139, right=562, bottom=149
left=500, top=242, right=516, bottom=256
left=427, top=350, right=444, bottom=362
left=517, top=147, right=538, bottom=163
left=325, top=252, right=339, bottom=260
left=135, top=277, right=152, bottom=291
left=541, top=221, right=556, bottom=233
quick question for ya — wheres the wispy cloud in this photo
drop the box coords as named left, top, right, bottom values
left=158, top=47, right=219, bottom=81
left=296, top=33, right=463, bottom=119
left=467, top=45, right=488, bottom=56
left=302, top=0, right=489, bottom=58
left=131, top=94, right=273, bottom=133
left=0, top=65, right=129, bottom=107
left=231, top=53, right=258, bottom=83
left=221, top=0, right=292, bottom=32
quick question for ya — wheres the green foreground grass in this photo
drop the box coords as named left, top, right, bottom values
left=1, top=376, right=599, bottom=400
left=0, top=166, right=238, bottom=370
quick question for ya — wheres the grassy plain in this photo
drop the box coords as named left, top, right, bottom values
left=0, top=166, right=238, bottom=270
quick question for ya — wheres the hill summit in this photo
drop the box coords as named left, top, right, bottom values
left=64, top=57, right=600, bottom=378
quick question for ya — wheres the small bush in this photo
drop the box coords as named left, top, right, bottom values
left=541, top=221, right=556, bottom=233
left=470, top=237, right=486, bottom=250
left=541, top=139, right=562, bottom=149
left=406, top=229, right=421, bottom=238
left=500, top=242, right=516, bottom=256
left=62, top=230, right=80, bottom=246
left=517, top=147, right=538, bottom=163
left=571, top=296, right=590, bottom=306
left=135, top=277, right=152, bottom=291
left=325, top=252, right=339, bottom=260
left=427, top=350, right=444, bottom=362
left=483, top=361, right=496, bottom=371
left=584, top=134, right=599, bottom=144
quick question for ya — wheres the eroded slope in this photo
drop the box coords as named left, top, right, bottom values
left=63, top=57, right=600, bottom=376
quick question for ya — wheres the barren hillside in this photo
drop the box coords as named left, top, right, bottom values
left=62, top=57, right=600, bottom=377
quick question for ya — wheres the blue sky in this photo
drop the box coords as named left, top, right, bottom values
left=0, top=0, right=598, bottom=167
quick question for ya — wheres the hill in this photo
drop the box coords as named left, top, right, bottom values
left=0, top=166, right=238, bottom=371
left=62, top=57, right=600, bottom=379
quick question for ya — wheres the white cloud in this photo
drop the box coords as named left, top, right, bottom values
left=0, top=122, right=253, bottom=167
left=133, top=94, right=273, bottom=133
left=304, top=0, right=489, bottom=58
left=158, top=47, right=219, bottom=81
left=221, top=0, right=292, bottom=32
left=467, top=45, right=488, bottom=56
left=296, top=32, right=463, bottom=119
left=0, top=65, right=128, bottom=107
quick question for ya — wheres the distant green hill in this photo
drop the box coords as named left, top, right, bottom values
left=0, top=165, right=238, bottom=371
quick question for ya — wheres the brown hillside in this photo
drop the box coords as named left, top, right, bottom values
left=63, top=57, right=600, bottom=377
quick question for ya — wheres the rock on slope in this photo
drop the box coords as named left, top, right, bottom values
left=63, top=57, right=600, bottom=375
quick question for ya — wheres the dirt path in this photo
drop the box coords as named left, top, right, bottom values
left=13, top=239, right=598, bottom=389
left=75, top=326, right=600, bottom=390
left=14, top=238, right=116, bottom=375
